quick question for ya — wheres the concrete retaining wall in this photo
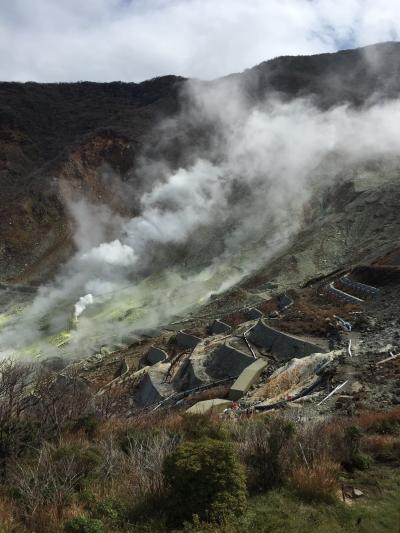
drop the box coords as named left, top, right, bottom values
left=209, top=319, right=232, bottom=335
left=135, top=363, right=174, bottom=407
left=326, top=283, right=363, bottom=304
left=248, top=319, right=327, bottom=360
left=181, top=339, right=254, bottom=389
left=147, top=347, right=168, bottom=365
left=205, top=341, right=254, bottom=380
left=176, top=331, right=202, bottom=349
left=186, top=398, right=232, bottom=414
left=229, top=358, right=268, bottom=400
left=244, top=308, right=263, bottom=320
left=338, top=275, right=380, bottom=297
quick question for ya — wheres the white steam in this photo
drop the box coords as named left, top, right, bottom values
left=74, top=294, right=94, bottom=319
left=2, top=77, right=400, bottom=359
left=80, top=241, right=136, bottom=268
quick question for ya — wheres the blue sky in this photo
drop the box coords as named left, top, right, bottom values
left=0, top=0, right=399, bottom=82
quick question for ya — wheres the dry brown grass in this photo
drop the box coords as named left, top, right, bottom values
left=24, top=503, right=84, bottom=533
left=0, top=497, right=20, bottom=532
left=272, top=288, right=356, bottom=336
left=361, top=434, right=400, bottom=462
left=353, top=407, right=400, bottom=434
left=96, top=410, right=183, bottom=439
left=290, top=459, right=340, bottom=503
left=253, top=368, right=301, bottom=401
left=293, top=418, right=351, bottom=467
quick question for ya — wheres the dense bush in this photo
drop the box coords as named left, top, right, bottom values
left=0, top=418, right=41, bottom=470
left=81, top=496, right=131, bottom=529
left=355, top=408, right=400, bottom=435
left=181, top=413, right=226, bottom=441
left=233, top=417, right=294, bottom=492
left=64, top=516, right=106, bottom=533
left=163, top=438, right=246, bottom=525
left=343, top=425, right=371, bottom=471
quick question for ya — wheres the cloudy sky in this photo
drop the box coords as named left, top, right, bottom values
left=0, top=0, right=399, bottom=82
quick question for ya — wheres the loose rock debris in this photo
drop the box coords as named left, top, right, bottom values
left=46, top=262, right=398, bottom=420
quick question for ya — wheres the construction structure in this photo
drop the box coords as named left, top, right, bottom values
left=135, top=362, right=174, bottom=407
left=146, top=346, right=168, bottom=365
left=229, top=357, right=268, bottom=400
left=186, top=398, right=232, bottom=414
left=244, top=307, right=263, bottom=320
left=176, top=331, right=202, bottom=349
left=337, top=275, right=380, bottom=298
left=208, top=319, right=232, bottom=335
left=248, top=318, right=327, bottom=360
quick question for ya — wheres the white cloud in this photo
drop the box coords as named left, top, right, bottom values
left=0, top=0, right=399, bottom=82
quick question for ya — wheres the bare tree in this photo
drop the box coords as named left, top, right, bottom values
left=0, top=357, right=32, bottom=421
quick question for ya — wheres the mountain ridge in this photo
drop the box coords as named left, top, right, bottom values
left=1, top=42, right=400, bottom=283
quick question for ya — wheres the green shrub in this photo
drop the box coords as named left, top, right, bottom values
left=93, top=498, right=129, bottom=528
left=0, top=419, right=41, bottom=466
left=64, top=516, right=105, bottom=533
left=351, top=451, right=372, bottom=470
left=181, top=413, right=226, bottom=441
left=344, top=425, right=371, bottom=471
left=163, top=438, right=246, bottom=525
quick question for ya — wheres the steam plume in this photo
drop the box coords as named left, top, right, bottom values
left=2, top=77, right=400, bottom=359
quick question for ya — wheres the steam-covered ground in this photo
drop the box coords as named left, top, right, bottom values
left=3, top=77, right=400, bottom=360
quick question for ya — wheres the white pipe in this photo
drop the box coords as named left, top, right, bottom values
left=317, top=380, right=349, bottom=406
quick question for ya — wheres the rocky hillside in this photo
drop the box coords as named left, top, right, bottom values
left=1, top=43, right=400, bottom=532
left=2, top=42, right=400, bottom=283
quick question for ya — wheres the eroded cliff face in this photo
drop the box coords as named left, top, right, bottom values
left=0, top=76, right=184, bottom=283
left=0, top=131, right=138, bottom=283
